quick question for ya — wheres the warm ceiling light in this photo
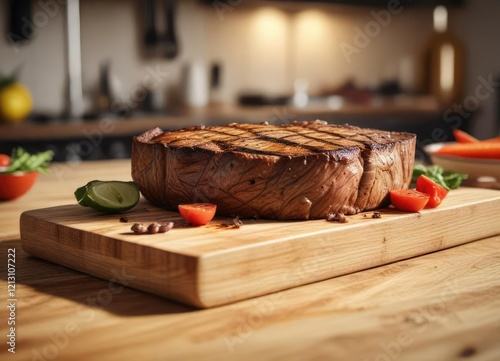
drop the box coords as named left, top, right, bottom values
left=251, top=8, right=287, bottom=40
left=295, top=10, right=330, bottom=42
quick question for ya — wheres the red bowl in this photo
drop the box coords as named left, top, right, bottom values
left=0, top=171, right=38, bottom=201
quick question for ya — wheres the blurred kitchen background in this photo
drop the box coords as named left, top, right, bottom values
left=1, top=0, right=500, bottom=162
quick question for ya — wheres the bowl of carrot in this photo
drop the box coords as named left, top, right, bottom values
left=425, top=129, right=500, bottom=181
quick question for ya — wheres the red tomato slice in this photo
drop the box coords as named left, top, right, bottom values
left=416, top=175, right=449, bottom=208
left=390, top=189, right=430, bottom=212
left=178, top=203, right=217, bottom=226
left=0, top=154, right=11, bottom=167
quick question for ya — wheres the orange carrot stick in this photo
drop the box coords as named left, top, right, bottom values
left=436, top=142, right=500, bottom=159
left=452, top=129, right=479, bottom=143
left=482, top=136, right=500, bottom=143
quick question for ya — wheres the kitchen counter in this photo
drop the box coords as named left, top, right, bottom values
left=1, top=160, right=499, bottom=360
left=0, top=97, right=442, bottom=142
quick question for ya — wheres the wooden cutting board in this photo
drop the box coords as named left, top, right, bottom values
left=20, top=187, right=500, bottom=308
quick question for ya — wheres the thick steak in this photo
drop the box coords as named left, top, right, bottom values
left=131, top=121, right=416, bottom=220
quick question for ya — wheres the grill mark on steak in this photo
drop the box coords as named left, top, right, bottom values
left=230, top=122, right=396, bottom=153
left=198, top=125, right=355, bottom=156
left=215, top=125, right=314, bottom=149
left=208, top=127, right=316, bottom=155
left=308, top=125, right=378, bottom=145
left=279, top=126, right=367, bottom=148
left=152, top=123, right=396, bottom=150
left=156, top=127, right=319, bottom=156
left=152, top=122, right=391, bottom=158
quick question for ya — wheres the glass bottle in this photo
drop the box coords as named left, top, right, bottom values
left=421, top=6, right=464, bottom=106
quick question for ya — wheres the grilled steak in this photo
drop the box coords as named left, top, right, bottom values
left=131, top=120, right=416, bottom=220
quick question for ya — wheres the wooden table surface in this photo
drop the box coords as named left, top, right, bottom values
left=1, top=160, right=500, bottom=361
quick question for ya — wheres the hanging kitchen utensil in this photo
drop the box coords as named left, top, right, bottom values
left=163, top=0, right=179, bottom=59
left=143, top=0, right=158, bottom=48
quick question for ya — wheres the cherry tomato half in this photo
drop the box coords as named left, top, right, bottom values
left=178, top=203, right=217, bottom=226
left=0, top=154, right=11, bottom=167
left=390, top=189, right=430, bottom=212
left=416, top=175, right=449, bottom=208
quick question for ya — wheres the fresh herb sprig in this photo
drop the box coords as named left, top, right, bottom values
left=4, top=147, right=54, bottom=174
left=412, top=164, right=468, bottom=190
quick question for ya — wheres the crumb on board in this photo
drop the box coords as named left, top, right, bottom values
left=326, top=212, right=348, bottom=223
left=217, top=216, right=243, bottom=229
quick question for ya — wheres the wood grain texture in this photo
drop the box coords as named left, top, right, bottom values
left=2, top=160, right=500, bottom=361
left=3, top=234, right=500, bottom=361
left=20, top=187, right=500, bottom=308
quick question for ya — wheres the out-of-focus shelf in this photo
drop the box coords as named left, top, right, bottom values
left=463, top=178, right=500, bottom=190
left=0, top=115, right=185, bottom=142
left=0, top=96, right=442, bottom=142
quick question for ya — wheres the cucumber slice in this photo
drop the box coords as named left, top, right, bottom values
left=74, top=180, right=140, bottom=213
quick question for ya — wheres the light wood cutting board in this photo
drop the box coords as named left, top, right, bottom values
left=20, top=187, right=500, bottom=308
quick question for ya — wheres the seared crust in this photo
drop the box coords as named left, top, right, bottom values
left=132, top=121, right=416, bottom=220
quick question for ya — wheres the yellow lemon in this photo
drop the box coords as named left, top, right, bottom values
left=0, top=83, right=33, bottom=123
